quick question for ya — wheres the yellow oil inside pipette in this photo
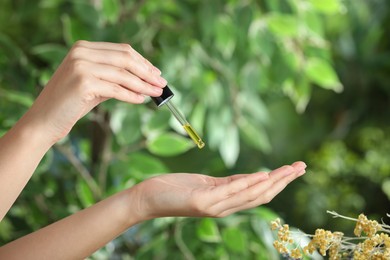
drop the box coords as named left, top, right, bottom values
left=183, top=123, right=205, bottom=149
left=165, top=100, right=205, bottom=149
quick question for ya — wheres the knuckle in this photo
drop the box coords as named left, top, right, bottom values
left=120, top=43, right=133, bottom=52
left=68, top=62, right=92, bottom=91
left=216, top=210, right=232, bottom=218
left=216, top=212, right=227, bottom=218
left=188, top=197, right=214, bottom=216
left=188, top=197, right=200, bottom=210
left=121, top=49, right=133, bottom=59
left=188, top=198, right=205, bottom=213
left=70, top=59, right=87, bottom=74
left=145, top=62, right=154, bottom=73
left=68, top=47, right=84, bottom=60
left=116, top=66, right=128, bottom=75
left=262, top=193, right=273, bottom=204
left=246, top=189, right=258, bottom=203
left=74, top=40, right=88, bottom=47
left=122, top=51, right=133, bottom=65
left=109, top=83, right=121, bottom=94
left=141, top=81, right=154, bottom=93
left=131, top=95, right=145, bottom=104
left=69, top=41, right=88, bottom=57
left=281, top=165, right=294, bottom=172
left=76, top=76, right=92, bottom=93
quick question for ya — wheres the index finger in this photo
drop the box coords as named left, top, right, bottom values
left=75, top=41, right=160, bottom=71
left=208, top=162, right=306, bottom=216
left=72, top=41, right=165, bottom=86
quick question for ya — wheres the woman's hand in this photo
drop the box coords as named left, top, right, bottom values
left=25, top=40, right=167, bottom=144
left=0, top=162, right=306, bottom=260
left=130, top=161, right=306, bottom=221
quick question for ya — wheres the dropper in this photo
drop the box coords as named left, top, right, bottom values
left=151, top=86, right=205, bottom=149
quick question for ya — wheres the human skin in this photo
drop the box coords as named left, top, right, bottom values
left=0, top=163, right=306, bottom=259
left=0, top=41, right=307, bottom=259
left=0, top=40, right=167, bottom=221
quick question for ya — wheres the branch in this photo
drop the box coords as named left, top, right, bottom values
left=119, top=0, right=147, bottom=23
left=174, top=219, right=196, bottom=260
left=326, top=210, right=360, bottom=222
left=54, top=143, right=102, bottom=200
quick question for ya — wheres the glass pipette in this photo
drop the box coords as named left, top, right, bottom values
left=151, top=86, right=205, bottom=149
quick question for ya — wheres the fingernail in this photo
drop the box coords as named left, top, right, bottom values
left=292, top=161, right=307, bottom=172
left=261, top=172, right=270, bottom=179
left=159, top=77, right=167, bottom=86
left=136, top=94, right=145, bottom=103
left=153, top=66, right=162, bottom=75
left=153, top=87, right=163, bottom=95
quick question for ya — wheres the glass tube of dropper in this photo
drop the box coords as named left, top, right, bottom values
left=165, top=100, right=205, bottom=149
left=151, top=85, right=205, bottom=149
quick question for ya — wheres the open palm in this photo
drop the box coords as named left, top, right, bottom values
left=133, top=161, right=306, bottom=220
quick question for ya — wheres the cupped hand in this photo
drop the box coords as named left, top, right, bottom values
left=131, top=161, right=306, bottom=220
left=26, top=41, right=167, bottom=143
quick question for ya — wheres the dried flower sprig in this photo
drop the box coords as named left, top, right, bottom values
left=270, top=211, right=390, bottom=260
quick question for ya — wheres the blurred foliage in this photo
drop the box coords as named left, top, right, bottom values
left=0, top=0, right=389, bottom=259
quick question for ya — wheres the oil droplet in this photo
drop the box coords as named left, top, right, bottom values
left=183, top=123, right=205, bottom=149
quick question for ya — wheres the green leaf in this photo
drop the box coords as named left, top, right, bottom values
left=110, top=105, right=142, bottom=146
left=250, top=209, right=280, bottom=260
left=267, top=13, right=299, bottom=37
left=206, top=110, right=224, bottom=149
left=76, top=180, right=95, bottom=208
left=305, top=57, right=343, bottom=92
left=189, top=103, right=206, bottom=135
left=35, top=149, right=54, bottom=175
left=37, top=0, right=62, bottom=8
left=219, top=124, right=240, bottom=168
left=31, top=43, right=69, bottom=66
left=197, top=218, right=221, bottom=243
left=239, top=61, right=263, bottom=92
left=0, top=217, right=13, bottom=240
left=74, top=2, right=101, bottom=27
left=136, top=232, right=169, bottom=258
left=0, top=33, right=26, bottom=61
left=107, top=159, right=136, bottom=194
left=309, top=0, right=342, bottom=15
left=37, top=69, right=54, bottom=86
left=147, top=133, right=193, bottom=156
left=251, top=207, right=280, bottom=221
left=282, top=78, right=311, bottom=113
left=62, top=14, right=93, bottom=45
left=0, top=89, right=34, bottom=107
left=143, top=109, right=171, bottom=135
left=302, top=10, right=324, bottom=36
left=222, top=227, right=247, bottom=253
left=198, top=1, right=217, bottom=40
left=129, top=152, right=169, bottom=175
left=214, top=14, right=236, bottom=59
left=382, top=178, right=390, bottom=201
left=248, top=19, right=275, bottom=59
left=239, top=118, right=271, bottom=153
left=237, top=89, right=269, bottom=124
left=102, top=0, right=120, bottom=24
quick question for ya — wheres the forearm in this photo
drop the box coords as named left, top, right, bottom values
left=0, top=111, right=54, bottom=221
left=0, top=188, right=140, bottom=260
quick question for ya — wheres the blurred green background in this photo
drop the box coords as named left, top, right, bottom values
left=0, top=0, right=389, bottom=259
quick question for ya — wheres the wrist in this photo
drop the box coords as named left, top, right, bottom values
left=20, top=118, right=56, bottom=149
left=9, top=111, right=55, bottom=153
left=122, top=183, right=153, bottom=227
left=22, top=99, right=67, bottom=145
